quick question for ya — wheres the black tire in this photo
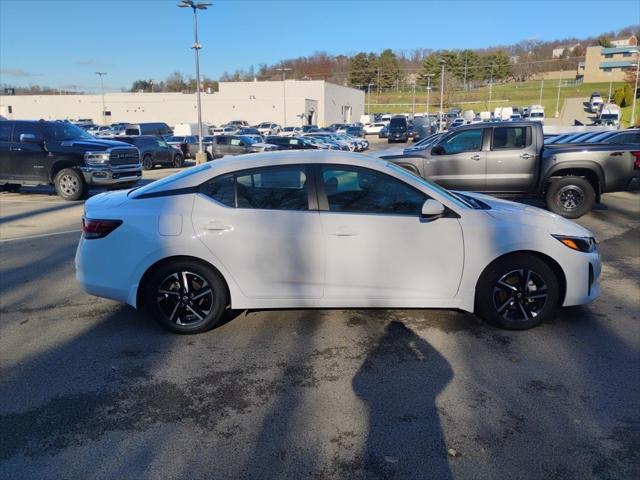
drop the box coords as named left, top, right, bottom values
left=206, top=151, right=212, bottom=162
left=54, top=168, right=86, bottom=201
left=173, top=154, right=184, bottom=168
left=144, top=259, right=228, bottom=334
left=545, top=176, right=595, bottom=219
left=475, top=253, right=559, bottom=330
left=142, top=154, right=154, bottom=170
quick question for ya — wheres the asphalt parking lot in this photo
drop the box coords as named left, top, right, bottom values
left=1, top=138, right=639, bottom=479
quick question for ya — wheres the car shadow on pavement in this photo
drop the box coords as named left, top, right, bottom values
left=352, top=320, right=453, bottom=479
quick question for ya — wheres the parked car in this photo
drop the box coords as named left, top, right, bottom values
left=76, top=150, right=602, bottom=334
left=166, top=135, right=200, bottom=159
left=207, top=135, right=277, bottom=159
left=88, top=126, right=113, bottom=137
left=364, top=123, right=387, bottom=135
left=265, top=136, right=320, bottom=150
left=124, top=122, right=172, bottom=136
left=378, top=125, right=389, bottom=138
left=0, top=120, right=141, bottom=200
left=211, top=126, right=238, bottom=136
left=257, top=122, right=281, bottom=137
left=113, top=135, right=184, bottom=170
left=279, top=126, right=303, bottom=137
left=227, top=120, right=250, bottom=127
left=236, top=127, right=262, bottom=137
left=388, top=116, right=409, bottom=143
left=377, top=121, right=640, bottom=218
left=589, top=93, right=604, bottom=113
left=301, top=125, right=318, bottom=133
left=345, top=126, right=365, bottom=138
left=303, top=133, right=348, bottom=150
left=412, top=118, right=437, bottom=142
left=449, top=118, right=466, bottom=129
left=528, top=105, right=545, bottom=124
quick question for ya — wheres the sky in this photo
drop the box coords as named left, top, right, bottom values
left=0, top=0, right=638, bottom=93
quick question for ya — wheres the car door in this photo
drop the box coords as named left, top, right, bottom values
left=10, top=123, right=48, bottom=181
left=155, top=138, right=173, bottom=164
left=485, top=125, right=538, bottom=192
left=193, top=164, right=324, bottom=299
left=0, top=123, right=14, bottom=179
left=425, top=127, right=486, bottom=191
left=228, top=137, right=245, bottom=155
left=317, top=164, right=464, bottom=301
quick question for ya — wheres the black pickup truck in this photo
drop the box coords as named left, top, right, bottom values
left=376, top=121, right=640, bottom=218
left=0, top=120, right=142, bottom=200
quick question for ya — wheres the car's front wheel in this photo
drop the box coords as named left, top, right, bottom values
left=142, top=154, right=154, bottom=170
left=476, top=253, right=560, bottom=330
left=173, top=154, right=184, bottom=168
left=144, top=259, right=228, bottom=334
left=54, top=168, right=86, bottom=201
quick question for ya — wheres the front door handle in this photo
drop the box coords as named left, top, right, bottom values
left=470, top=154, right=482, bottom=161
left=520, top=153, right=532, bottom=160
left=329, top=228, right=359, bottom=237
left=203, top=221, right=233, bottom=232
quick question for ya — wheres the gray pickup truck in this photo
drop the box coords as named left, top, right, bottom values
left=375, top=121, right=640, bottom=218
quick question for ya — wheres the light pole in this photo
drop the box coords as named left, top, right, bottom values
left=95, top=72, right=107, bottom=125
left=631, top=56, right=639, bottom=126
left=439, top=59, right=445, bottom=131
left=487, top=63, right=495, bottom=112
left=411, top=80, right=416, bottom=115
left=367, top=82, right=374, bottom=116
left=538, top=79, right=544, bottom=105
left=276, top=65, right=292, bottom=127
left=178, top=0, right=211, bottom=164
left=607, top=72, right=613, bottom=103
left=555, top=70, right=563, bottom=118
left=425, top=74, right=433, bottom=117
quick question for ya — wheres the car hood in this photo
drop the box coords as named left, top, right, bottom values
left=59, top=138, right=132, bottom=150
left=459, top=191, right=595, bottom=238
left=371, top=148, right=406, bottom=158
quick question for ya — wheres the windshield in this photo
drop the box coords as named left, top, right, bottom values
left=386, top=162, right=470, bottom=209
left=600, top=114, right=619, bottom=120
left=40, top=122, right=94, bottom=141
left=530, top=112, right=544, bottom=118
left=167, top=136, right=185, bottom=142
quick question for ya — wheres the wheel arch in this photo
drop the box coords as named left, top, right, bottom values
left=136, top=255, right=231, bottom=309
left=543, top=163, right=604, bottom=200
left=50, top=160, right=81, bottom=183
left=475, top=250, right=567, bottom=307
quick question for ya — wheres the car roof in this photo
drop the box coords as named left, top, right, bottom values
left=130, top=151, right=389, bottom=198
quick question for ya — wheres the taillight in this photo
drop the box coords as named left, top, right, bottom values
left=632, top=151, right=640, bottom=170
left=82, top=218, right=122, bottom=239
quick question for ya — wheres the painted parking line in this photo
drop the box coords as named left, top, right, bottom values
left=0, top=229, right=81, bottom=243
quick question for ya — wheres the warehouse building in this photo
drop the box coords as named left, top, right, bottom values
left=577, top=45, right=639, bottom=83
left=0, top=80, right=365, bottom=127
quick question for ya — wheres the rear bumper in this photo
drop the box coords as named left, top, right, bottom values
left=79, top=164, right=142, bottom=185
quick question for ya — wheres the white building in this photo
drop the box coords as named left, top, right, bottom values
left=0, top=80, right=365, bottom=127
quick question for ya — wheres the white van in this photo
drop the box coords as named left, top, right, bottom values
left=173, top=123, right=204, bottom=136
left=598, top=103, right=621, bottom=127
left=462, top=110, right=475, bottom=124
left=528, top=105, right=545, bottom=124
left=589, top=94, right=604, bottom=113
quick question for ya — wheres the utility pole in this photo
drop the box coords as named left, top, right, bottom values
left=276, top=65, right=292, bottom=127
left=555, top=70, right=563, bottom=118
left=411, top=80, right=416, bottom=115
left=631, top=55, right=639, bottom=126
left=425, top=74, right=433, bottom=117
left=538, top=79, right=544, bottom=105
left=95, top=72, right=107, bottom=125
left=607, top=72, right=613, bottom=103
left=178, top=0, right=211, bottom=165
left=377, top=68, right=381, bottom=104
left=463, top=51, right=468, bottom=91
left=367, top=82, right=374, bottom=116
left=439, top=59, right=445, bottom=132
left=488, top=63, right=494, bottom=111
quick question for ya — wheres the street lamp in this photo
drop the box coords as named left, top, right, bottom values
left=425, top=74, right=433, bottom=117
left=631, top=56, right=639, bottom=126
left=607, top=72, right=613, bottom=103
left=555, top=70, right=563, bottom=118
left=178, top=0, right=211, bottom=165
left=367, top=82, right=374, bottom=116
left=439, top=59, right=445, bottom=132
left=276, top=65, right=292, bottom=127
left=95, top=72, right=107, bottom=125
left=538, top=79, right=544, bottom=105
left=488, top=63, right=495, bottom=112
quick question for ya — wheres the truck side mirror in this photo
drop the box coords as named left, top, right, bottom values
left=20, top=133, right=41, bottom=144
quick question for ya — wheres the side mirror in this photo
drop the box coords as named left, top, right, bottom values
left=20, top=133, right=41, bottom=144
left=421, top=199, right=445, bottom=220
left=431, top=145, right=445, bottom=155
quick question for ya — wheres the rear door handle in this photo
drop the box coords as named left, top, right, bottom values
left=470, top=154, right=482, bottom=161
left=329, top=228, right=359, bottom=237
left=204, top=221, right=232, bottom=232
left=610, top=152, right=623, bottom=156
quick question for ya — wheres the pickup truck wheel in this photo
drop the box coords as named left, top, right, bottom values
left=54, top=168, right=86, bottom=201
left=142, top=155, right=154, bottom=170
left=173, top=154, right=184, bottom=168
left=206, top=151, right=212, bottom=161
left=476, top=253, right=559, bottom=330
left=545, top=177, right=595, bottom=219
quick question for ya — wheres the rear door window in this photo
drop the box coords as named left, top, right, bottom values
left=492, top=127, right=530, bottom=150
left=12, top=123, right=43, bottom=142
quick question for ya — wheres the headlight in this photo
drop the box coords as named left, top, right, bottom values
left=84, top=151, right=110, bottom=165
left=552, top=235, right=597, bottom=253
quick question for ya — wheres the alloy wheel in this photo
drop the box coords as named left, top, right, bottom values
left=59, top=174, right=80, bottom=196
left=492, top=269, right=548, bottom=322
left=156, top=271, right=214, bottom=326
left=557, top=185, right=584, bottom=210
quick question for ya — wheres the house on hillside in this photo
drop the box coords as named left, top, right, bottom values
left=552, top=43, right=581, bottom=58
left=610, top=35, right=638, bottom=47
left=577, top=44, right=639, bottom=83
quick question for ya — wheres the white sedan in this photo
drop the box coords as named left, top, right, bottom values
left=76, top=151, right=600, bottom=334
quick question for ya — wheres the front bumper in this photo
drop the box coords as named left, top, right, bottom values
left=562, top=248, right=601, bottom=307
left=79, top=164, right=143, bottom=185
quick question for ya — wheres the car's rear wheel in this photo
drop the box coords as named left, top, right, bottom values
left=142, top=154, right=154, bottom=170
left=476, top=253, right=559, bottom=330
left=54, top=168, right=86, bottom=201
left=545, top=176, right=595, bottom=219
left=173, top=154, right=184, bottom=168
left=144, top=260, right=227, bottom=334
